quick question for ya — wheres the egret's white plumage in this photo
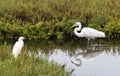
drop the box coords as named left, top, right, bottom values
left=12, top=37, right=25, bottom=58
left=71, top=22, right=105, bottom=41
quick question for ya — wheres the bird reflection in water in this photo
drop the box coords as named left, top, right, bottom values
left=48, top=45, right=103, bottom=73
left=69, top=45, right=103, bottom=72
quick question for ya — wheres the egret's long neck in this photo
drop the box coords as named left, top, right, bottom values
left=18, top=39, right=24, bottom=44
left=18, top=39, right=22, bottom=41
left=74, top=25, right=83, bottom=37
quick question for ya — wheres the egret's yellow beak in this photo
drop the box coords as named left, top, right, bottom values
left=70, top=24, right=76, bottom=29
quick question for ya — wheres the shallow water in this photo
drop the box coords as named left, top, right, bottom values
left=5, top=39, right=120, bottom=76
left=47, top=47, right=120, bottom=76
left=72, top=50, right=120, bottom=76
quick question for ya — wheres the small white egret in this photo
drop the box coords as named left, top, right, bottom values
left=12, top=36, right=25, bottom=58
left=71, top=22, right=105, bottom=45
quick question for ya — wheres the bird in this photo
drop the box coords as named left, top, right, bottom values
left=12, top=36, right=25, bottom=58
left=71, top=22, right=105, bottom=46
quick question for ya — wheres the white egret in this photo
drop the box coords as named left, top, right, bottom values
left=71, top=22, right=105, bottom=45
left=12, top=36, right=25, bottom=58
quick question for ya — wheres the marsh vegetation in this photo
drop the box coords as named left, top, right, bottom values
left=0, top=0, right=120, bottom=40
left=0, top=42, right=70, bottom=76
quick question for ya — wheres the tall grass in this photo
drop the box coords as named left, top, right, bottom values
left=0, top=0, right=120, bottom=40
left=0, top=0, right=120, bottom=22
left=0, top=42, right=70, bottom=76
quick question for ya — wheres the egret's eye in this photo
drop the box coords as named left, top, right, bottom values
left=77, top=30, right=80, bottom=33
left=76, top=25, right=79, bottom=28
left=73, top=25, right=79, bottom=29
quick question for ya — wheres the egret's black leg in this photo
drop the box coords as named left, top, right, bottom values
left=95, top=38, right=100, bottom=46
left=97, top=38, right=100, bottom=46
left=87, top=40, right=90, bottom=47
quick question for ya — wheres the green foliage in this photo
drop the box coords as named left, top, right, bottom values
left=0, top=18, right=23, bottom=40
left=104, top=19, right=120, bottom=38
left=0, top=0, right=120, bottom=40
left=0, top=42, right=12, bottom=60
left=0, top=43, right=70, bottom=76
left=0, top=58, right=70, bottom=76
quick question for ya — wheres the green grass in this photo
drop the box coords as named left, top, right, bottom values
left=0, top=42, right=70, bottom=76
left=0, top=0, right=120, bottom=40
left=0, top=0, right=119, bottom=23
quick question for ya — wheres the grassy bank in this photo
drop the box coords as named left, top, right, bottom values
left=0, top=0, right=120, bottom=40
left=0, top=43, right=70, bottom=76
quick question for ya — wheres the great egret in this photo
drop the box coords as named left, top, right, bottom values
left=71, top=22, right=105, bottom=45
left=12, top=36, right=25, bottom=58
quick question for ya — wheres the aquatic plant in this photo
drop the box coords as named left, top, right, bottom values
left=0, top=0, right=120, bottom=40
left=0, top=42, right=70, bottom=76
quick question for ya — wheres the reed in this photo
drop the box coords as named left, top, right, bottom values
left=0, top=42, right=70, bottom=76
left=0, top=0, right=120, bottom=40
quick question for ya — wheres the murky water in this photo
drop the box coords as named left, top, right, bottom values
left=7, top=39, right=120, bottom=76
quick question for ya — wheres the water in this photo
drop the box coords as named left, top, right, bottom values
left=72, top=50, right=120, bottom=76
left=6, top=39, right=120, bottom=76
left=47, top=47, right=120, bottom=76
